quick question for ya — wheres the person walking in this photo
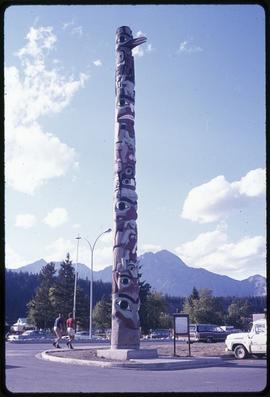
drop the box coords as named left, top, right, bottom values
left=66, top=312, right=75, bottom=349
left=53, top=313, right=65, bottom=348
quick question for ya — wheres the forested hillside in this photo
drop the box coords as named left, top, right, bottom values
left=5, top=268, right=266, bottom=331
left=5, top=269, right=111, bottom=325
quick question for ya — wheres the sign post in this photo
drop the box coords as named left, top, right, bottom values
left=173, top=314, right=191, bottom=357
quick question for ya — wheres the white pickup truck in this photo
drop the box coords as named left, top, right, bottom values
left=225, top=319, right=267, bottom=359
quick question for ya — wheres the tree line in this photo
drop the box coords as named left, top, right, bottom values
left=5, top=254, right=111, bottom=328
left=5, top=256, right=266, bottom=333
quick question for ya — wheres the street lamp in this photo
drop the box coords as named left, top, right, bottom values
left=84, top=228, right=112, bottom=339
left=73, top=234, right=81, bottom=331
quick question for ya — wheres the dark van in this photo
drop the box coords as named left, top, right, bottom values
left=189, top=324, right=229, bottom=343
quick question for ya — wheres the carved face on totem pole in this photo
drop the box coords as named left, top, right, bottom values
left=111, top=26, right=146, bottom=349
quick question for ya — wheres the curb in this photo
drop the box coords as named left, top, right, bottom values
left=37, top=349, right=227, bottom=371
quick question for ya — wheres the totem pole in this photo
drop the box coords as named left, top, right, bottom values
left=111, top=26, right=146, bottom=349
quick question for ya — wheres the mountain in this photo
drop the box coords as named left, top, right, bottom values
left=136, top=250, right=266, bottom=297
left=241, top=275, right=267, bottom=296
left=7, top=250, right=266, bottom=297
left=93, top=250, right=266, bottom=297
left=10, top=259, right=92, bottom=280
left=11, top=259, right=48, bottom=274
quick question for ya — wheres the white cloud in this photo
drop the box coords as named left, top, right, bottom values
left=15, top=213, right=37, bottom=229
left=234, top=168, right=266, bottom=197
left=45, top=237, right=112, bottom=270
left=132, top=45, right=144, bottom=58
left=5, top=245, right=38, bottom=269
left=139, top=244, right=162, bottom=254
left=5, top=245, right=28, bottom=269
left=93, top=246, right=112, bottom=269
left=93, top=59, right=102, bottom=67
left=181, top=168, right=266, bottom=223
left=132, top=31, right=152, bottom=58
left=178, top=40, right=203, bottom=53
left=45, top=237, right=74, bottom=263
left=6, top=123, right=76, bottom=194
left=16, top=26, right=57, bottom=59
left=174, top=229, right=266, bottom=280
left=43, top=207, right=69, bottom=227
left=62, top=20, right=83, bottom=36
left=5, top=25, right=89, bottom=194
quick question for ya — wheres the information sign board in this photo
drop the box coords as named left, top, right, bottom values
left=175, top=316, right=189, bottom=335
left=173, top=313, right=191, bottom=356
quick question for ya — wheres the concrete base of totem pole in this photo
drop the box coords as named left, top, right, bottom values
left=96, top=348, right=158, bottom=360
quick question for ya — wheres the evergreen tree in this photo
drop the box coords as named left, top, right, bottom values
left=27, top=262, right=56, bottom=329
left=183, top=288, right=224, bottom=324
left=184, top=286, right=200, bottom=320
left=49, top=254, right=75, bottom=318
left=92, top=295, right=112, bottom=330
left=78, top=278, right=111, bottom=308
left=5, top=270, right=39, bottom=324
left=75, top=285, right=90, bottom=330
left=6, top=264, right=266, bottom=332
left=138, top=280, right=152, bottom=334
left=190, top=286, right=199, bottom=301
left=49, top=253, right=89, bottom=328
left=140, top=291, right=168, bottom=334
left=227, top=299, right=252, bottom=330
left=164, top=295, right=185, bottom=314
left=158, top=312, right=172, bottom=329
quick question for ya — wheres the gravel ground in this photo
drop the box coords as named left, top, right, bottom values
left=47, top=341, right=230, bottom=361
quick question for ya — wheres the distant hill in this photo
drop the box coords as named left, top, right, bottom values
left=12, top=259, right=48, bottom=274
left=7, top=250, right=266, bottom=297
left=10, top=259, right=92, bottom=280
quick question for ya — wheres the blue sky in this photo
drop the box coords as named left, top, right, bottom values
left=5, top=4, right=266, bottom=280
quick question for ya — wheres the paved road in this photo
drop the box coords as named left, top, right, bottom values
left=5, top=342, right=267, bottom=393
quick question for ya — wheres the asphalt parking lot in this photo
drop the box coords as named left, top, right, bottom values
left=4, top=341, right=267, bottom=393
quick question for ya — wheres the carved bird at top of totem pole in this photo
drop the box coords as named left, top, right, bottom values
left=116, top=26, right=147, bottom=50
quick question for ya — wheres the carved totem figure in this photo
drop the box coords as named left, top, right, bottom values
left=111, top=26, right=147, bottom=349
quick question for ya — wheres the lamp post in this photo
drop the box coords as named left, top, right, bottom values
left=73, top=235, right=81, bottom=331
left=84, top=228, right=112, bottom=339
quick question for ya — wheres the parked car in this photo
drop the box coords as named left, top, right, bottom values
left=7, top=334, right=22, bottom=342
left=189, top=324, right=229, bottom=343
left=75, top=331, right=90, bottom=340
left=220, top=326, right=243, bottom=334
left=7, top=329, right=51, bottom=342
left=10, top=318, right=34, bottom=333
left=22, top=330, right=51, bottom=338
left=62, top=331, right=105, bottom=341
left=225, top=318, right=267, bottom=359
left=148, top=329, right=171, bottom=339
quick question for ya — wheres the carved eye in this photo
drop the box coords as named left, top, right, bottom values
left=117, top=299, right=131, bottom=311
left=116, top=201, right=129, bottom=211
left=120, top=35, right=126, bottom=43
left=120, top=300, right=128, bottom=310
left=121, top=277, right=130, bottom=286
left=125, top=167, right=133, bottom=176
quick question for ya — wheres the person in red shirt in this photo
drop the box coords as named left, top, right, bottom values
left=66, top=312, right=75, bottom=349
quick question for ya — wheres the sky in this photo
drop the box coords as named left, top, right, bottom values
left=5, top=4, right=266, bottom=280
